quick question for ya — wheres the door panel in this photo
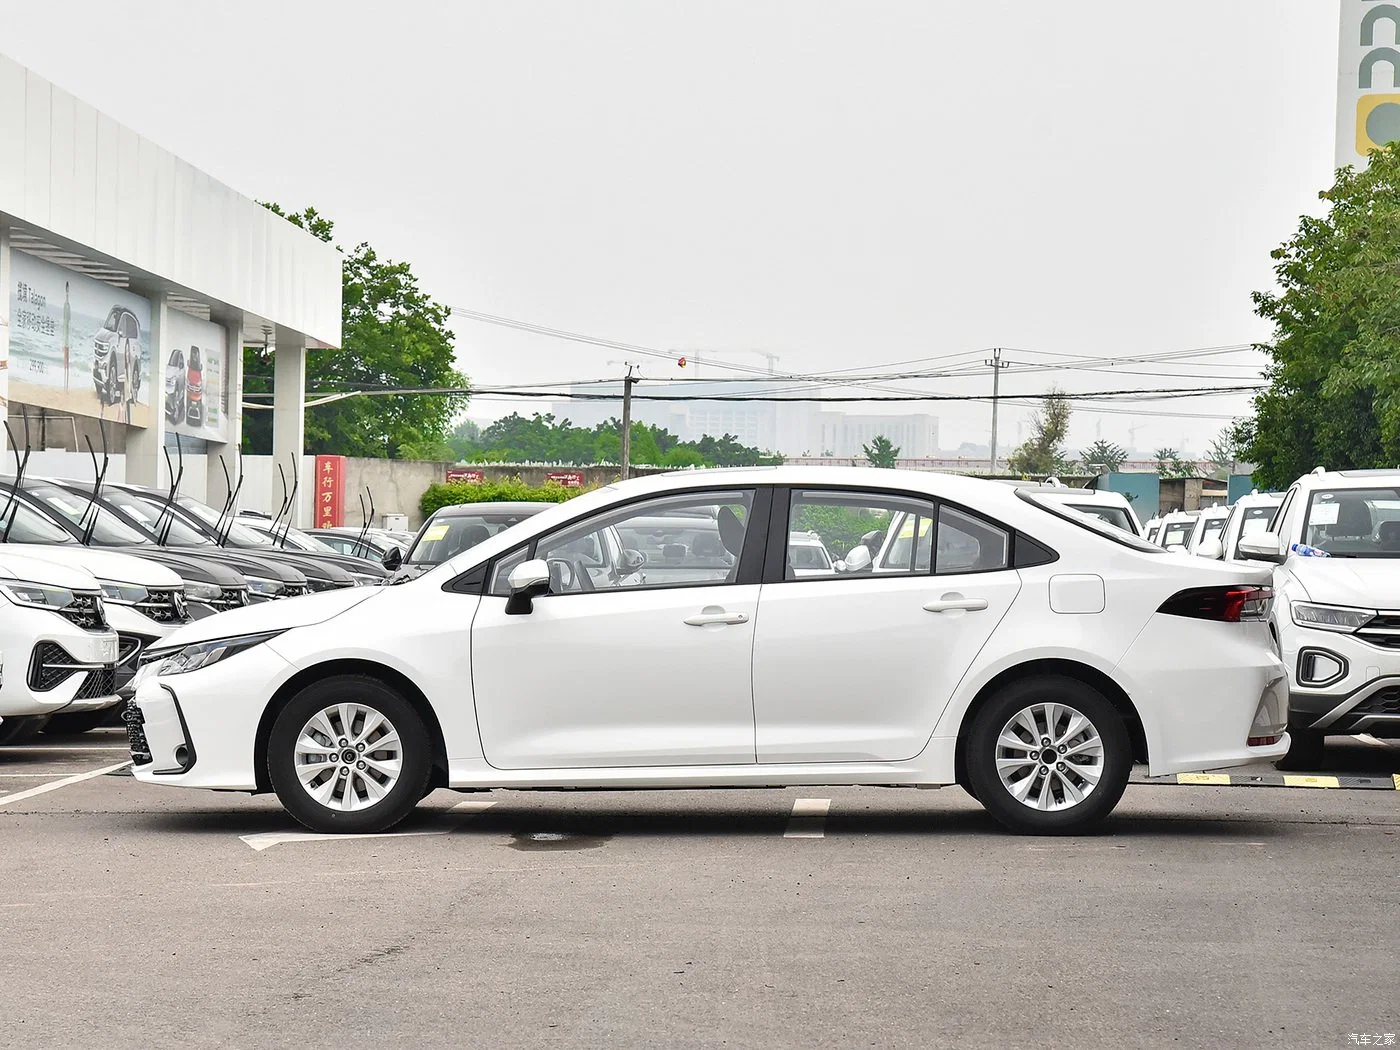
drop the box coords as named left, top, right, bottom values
left=751, top=573, right=1019, bottom=762
left=471, top=585, right=759, bottom=768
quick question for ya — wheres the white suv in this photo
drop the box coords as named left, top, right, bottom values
left=1216, top=492, right=1283, bottom=561
left=1237, top=468, right=1400, bottom=766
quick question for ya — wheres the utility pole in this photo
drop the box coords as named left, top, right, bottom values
left=985, top=348, right=1010, bottom=473
left=619, top=363, right=638, bottom=480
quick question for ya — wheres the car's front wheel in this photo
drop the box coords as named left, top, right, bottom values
left=267, top=676, right=433, bottom=834
left=966, top=675, right=1132, bottom=835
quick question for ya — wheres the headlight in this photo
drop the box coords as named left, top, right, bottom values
left=0, top=579, right=77, bottom=611
left=141, top=630, right=284, bottom=679
left=98, top=580, right=150, bottom=606
left=183, top=580, right=223, bottom=602
left=1290, top=602, right=1373, bottom=632
left=245, top=577, right=285, bottom=597
left=349, top=573, right=382, bottom=587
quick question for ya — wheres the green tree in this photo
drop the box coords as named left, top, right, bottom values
left=243, top=204, right=467, bottom=457
left=1079, top=439, right=1128, bottom=473
left=1153, top=447, right=1198, bottom=479
left=1242, top=144, right=1400, bottom=487
left=662, top=446, right=706, bottom=468
left=445, top=419, right=481, bottom=461
left=862, top=435, right=900, bottom=468
left=1204, top=423, right=1250, bottom=479
left=1008, top=390, right=1075, bottom=475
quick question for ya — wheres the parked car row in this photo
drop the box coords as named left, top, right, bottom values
left=0, top=465, right=390, bottom=743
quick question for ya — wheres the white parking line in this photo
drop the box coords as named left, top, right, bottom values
left=0, top=761, right=132, bottom=807
left=239, top=800, right=500, bottom=852
left=450, top=799, right=498, bottom=815
left=784, top=797, right=831, bottom=839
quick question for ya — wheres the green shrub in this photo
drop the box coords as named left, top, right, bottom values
left=419, top=477, right=580, bottom=518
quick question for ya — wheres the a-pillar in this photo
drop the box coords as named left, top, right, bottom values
left=205, top=321, right=244, bottom=508
left=271, top=336, right=306, bottom=526
left=124, top=291, right=169, bottom=486
left=0, top=225, right=10, bottom=458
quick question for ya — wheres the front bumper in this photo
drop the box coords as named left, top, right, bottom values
left=0, top=609, right=120, bottom=717
left=129, top=642, right=294, bottom=790
left=1279, top=620, right=1400, bottom=736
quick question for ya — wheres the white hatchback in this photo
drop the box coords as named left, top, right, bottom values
left=127, top=468, right=1289, bottom=836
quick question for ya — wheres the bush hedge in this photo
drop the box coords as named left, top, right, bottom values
left=419, top=477, right=581, bottom=518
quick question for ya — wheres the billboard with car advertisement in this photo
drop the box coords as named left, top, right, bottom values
left=163, top=309, right=227, bottom=442
left=8, top=250, right=152, bottom=427
left=1338, top=1, right=1400, bottom=168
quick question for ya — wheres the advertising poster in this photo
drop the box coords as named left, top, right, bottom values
left=163, top=309, right=227, bottom=442
left=8, top=250, right=152, bottom=428
left=314, top=455, right=346, bottom=528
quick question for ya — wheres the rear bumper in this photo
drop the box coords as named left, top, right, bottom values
left=1116, top=614, right=1290, bottom=776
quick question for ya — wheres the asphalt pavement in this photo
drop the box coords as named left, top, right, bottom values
left=1, top=729, right=1397, bottom=1050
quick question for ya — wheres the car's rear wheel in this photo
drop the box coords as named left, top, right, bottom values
left=966, top=676, right=1132, bottom=835
left=267, top=676, right=432, bottom=834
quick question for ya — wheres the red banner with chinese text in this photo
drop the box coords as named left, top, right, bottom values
left=314, top=455, right=346, bottom=528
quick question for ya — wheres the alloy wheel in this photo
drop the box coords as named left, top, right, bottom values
left=292, top=703, right=402, bottom=812
left=994, top=702, right=1104, bottom=811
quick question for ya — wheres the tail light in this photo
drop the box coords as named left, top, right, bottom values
left=1158, top=586, right=1273, bottom=622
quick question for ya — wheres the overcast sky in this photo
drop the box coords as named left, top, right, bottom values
left=0, top=1, right=1340, bottom=455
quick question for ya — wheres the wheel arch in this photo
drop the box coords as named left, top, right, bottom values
left=952, top=658, right=1149, bottom=788
left=253, top=659, right=449, bottom=793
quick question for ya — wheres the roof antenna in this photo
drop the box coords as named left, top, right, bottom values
left=0, top=409, right=34, bottom=542
left=157, top=434, right=185, bottom=545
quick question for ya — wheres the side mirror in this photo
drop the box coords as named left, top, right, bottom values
left=842, top=545, right=873, bottom=573
left=505, top=558, right=551, bottom=615
left=1238, top=531, right=1284, bottom=563
left=618, top=548, right=646, bottom=575
left=381, top=546, right=404, bottom=572
left=1195, top=538, right=1224, bottom=560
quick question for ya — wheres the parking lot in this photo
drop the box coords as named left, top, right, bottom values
left=0, top=731, right=1395, bottom=1050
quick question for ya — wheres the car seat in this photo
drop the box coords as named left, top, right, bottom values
left=1332, top=499, right=1373, bottom=538
left=1378, top=519, right=1400, bottom=552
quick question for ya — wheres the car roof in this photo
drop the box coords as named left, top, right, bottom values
left=1299, top=468, right=1400, bottom=487
left=428, top=501, right=554, bottom=518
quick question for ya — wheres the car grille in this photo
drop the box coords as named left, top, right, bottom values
left=208, top=587, right=250, bottom=612
left=123, top=701, right=152, bottom=765
left=1354, top=687, right=1400, bottom=717
left=283, top=584, right=309, bottom=599
left=58, top=592, right=108, bottom=632
left=74, top=666, right=116, bottom=701
left=133, top=587, right=190, bottom=624
left=28, top=642, right=117, bottom=693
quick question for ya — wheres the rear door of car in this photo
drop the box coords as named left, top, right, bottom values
left=750, top=486, right=1022, bottom=763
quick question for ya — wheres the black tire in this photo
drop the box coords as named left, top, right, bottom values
left=267, top=675, right=433, bottom=834
left=1275, top=726, right=1326, bottom=771
left=966, top=675, right=1132, bottom=835
left=44, top=705, right=123, bottom=735
left=0, top=716, right=51, bottom=745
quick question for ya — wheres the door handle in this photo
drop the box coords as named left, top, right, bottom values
left=684, top=611, right=749, bottom=626
left=922, top=598, right=989, bottom=613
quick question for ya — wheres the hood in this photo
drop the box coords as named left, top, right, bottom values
left=1285, top=556, right=1400, bottom=607
left=0, top=549, right=100, bottom=591
left=152, top=585, right=381, bottom=649
left=14, top=545, right=184, bottom=589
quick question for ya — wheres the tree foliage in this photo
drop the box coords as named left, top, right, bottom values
left=450, top=412, right=782, bottom=467
left=1243, top=144, right=1400, bottom=487
left=1153, top=447, right=1198, bottom=479
left=1078, top=439, right=1128, bottom=473
left=243, top=204, right=467, bottom=458
left=862, top=435, right=900, bottom=468
left=419, top=477, right=579, bottom=517
left=1008, top=390, right=1076, bottom=475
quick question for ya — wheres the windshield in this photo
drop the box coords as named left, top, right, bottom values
left=788, top=540, right=831, bottom=569
left=1019, top=490, right=1163, bottom=553
left=1201, top=517, right=1226, bottom=542
left=0, top=494, right=79, bottom=544
left=26, top=483, right=152, bottom=546
left=1160, top=521, right=1193, bottom=548
left=1301, top=487, right=1400, bottom=557
left=1239, top=505, right=1278, bottom=537
left=175, top=495, right=275, bottom=547
left=1065, top=504, right=1135, bottom=534
left=247, top=523, right=336, bottom=552
left=407, top=509, right=544, bottom=566
left=106, top=490, right=214, bottom=546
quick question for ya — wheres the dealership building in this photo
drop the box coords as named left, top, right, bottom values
left=0, top=54, right=340, bottom=517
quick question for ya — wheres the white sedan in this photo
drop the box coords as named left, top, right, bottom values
left=126, top=467, right=1289, bottom=835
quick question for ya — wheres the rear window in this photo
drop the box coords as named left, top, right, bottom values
left=1019, top=490, right=1164, bottom=553
left=1064, top=503, right=1136, bottom=535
